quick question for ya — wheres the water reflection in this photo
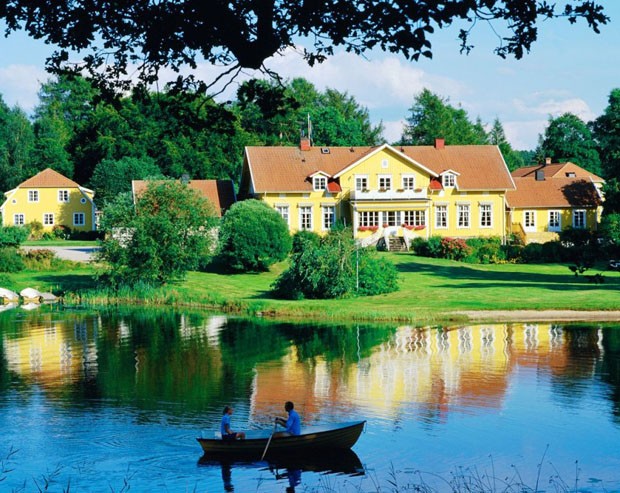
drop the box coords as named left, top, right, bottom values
left=198, top=448, right=364, bottom=492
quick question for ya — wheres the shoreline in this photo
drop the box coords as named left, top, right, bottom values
left=453, top=310, right=620, bottom=323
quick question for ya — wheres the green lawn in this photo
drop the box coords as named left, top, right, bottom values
left=23, top=240, right=98, bottom=247
left=5, top=253, right=617, bottom=323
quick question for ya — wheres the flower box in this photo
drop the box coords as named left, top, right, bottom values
left=358, top=226, right=369, bottom=232
left=414, top=225, right=426, bottom=230
left=369, top=225, right=379, bottom=232
left=402, top=224, right=415, bottom=230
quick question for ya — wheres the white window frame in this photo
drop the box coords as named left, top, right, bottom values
left=73, top=212, right=85, bottom=226
left=28, top=190, right=39, bottom=202
left=299, top=206, right=313, bottom=231
left=382, top=211, right=398, bottom=227
left=442, top=174, right=455, bottom=188
left=313, top=176, right=327, bottom=192
left=322, top=206, right=335, bottom=231
left=355, top=175, right=368, bottom=191
left=403, top=210, right=425, bottom=227
left=480, top=203, right=492, bottom=228
left=378, top=175, right=392, bottom=191
left=58, top=190, right=70, bottom=203
left=43, top=213, right=54, bottom=226
left=402, top=175, right=416, bottom=191
left=548, top=210, right=561, bottom=232
left=359, top=211, right=379, bottom=227
left=13, top=213, right=25, bottom=226
left=457, top=204, right=470, bottom=229
left=275, top=205, right=290, bottom=226
left=435, top=204, right=448, bottom=229
left=524, top=210, right=536, bottom=231
left=573, top=209, right=586, bottom=229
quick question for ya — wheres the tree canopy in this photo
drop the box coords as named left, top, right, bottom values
left=0, top=2, right=608, bottom=94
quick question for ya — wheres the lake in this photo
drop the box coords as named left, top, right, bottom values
left=0, top=305, right=619, bottom=492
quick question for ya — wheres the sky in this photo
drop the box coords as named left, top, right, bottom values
left=1, top=4, right=619, bottom=151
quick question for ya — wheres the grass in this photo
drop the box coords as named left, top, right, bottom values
left=23, top=239, right=98, bottom=247
left=3, top=252, right=620, bottom=323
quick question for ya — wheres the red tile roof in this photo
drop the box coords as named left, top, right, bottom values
left=18, top=168, right=81, bottom=188
left=512, top=162, right=604, bottom=183
left=245, top=144, right=515, bottom=193
left=132, top=179, right=236, bottom=216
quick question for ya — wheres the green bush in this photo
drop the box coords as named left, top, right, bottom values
left=70, top=230, right=104, bottom=241
left=502, top=244, right=524, bottom=262
left=464, top=237, right=505, bottom=264
left=218, top=199, right=292, bottom=272
left=439, top=237, right=470, bottom=260
left=357, top=255, right=400, bottom=296
left=52, top=224, right=71, bottom=239
left=28, top=221, right=44, bottom=240
left=21, top=248, right=59, bottom=270
left=0, top=226, right=29, bottom=248
left=0, top=248, right=25, bottom=272
left=521, top=243, right=544, bottom=263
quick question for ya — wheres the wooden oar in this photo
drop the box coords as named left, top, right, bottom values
left=261, top=421, right=278, bottom=460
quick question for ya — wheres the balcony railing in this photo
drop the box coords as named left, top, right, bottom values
left=350, top=188, right=428, bottom=201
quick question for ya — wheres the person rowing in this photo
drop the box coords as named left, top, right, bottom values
left=274, top=401, right=301, bottom=436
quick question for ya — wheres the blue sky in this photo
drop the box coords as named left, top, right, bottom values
left=1, top=4, right=619, bottom=150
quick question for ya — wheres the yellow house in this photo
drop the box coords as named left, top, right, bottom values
left=240, top=139, right=516, bottom=249
left=506, top=161, right=604, bottom=244
left=0, top=168, right=97, bottom=232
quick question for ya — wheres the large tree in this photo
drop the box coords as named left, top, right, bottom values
left=401, top=89, right=489, bottom=145
left=0, top=2, right=607, bottom=94
left=538, top=112, right=602, bottom=175
left=96, top=181, right=217, bottom=287
left=0, top=97, right=34, bottom=192
left=592, top=88, right=620, bottom=179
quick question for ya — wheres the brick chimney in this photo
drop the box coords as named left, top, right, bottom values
left=434, top=138, right=445, bottom=149
left=300, top=137, right=311, bottom=151
left=545, top=157, right=551, bottom=166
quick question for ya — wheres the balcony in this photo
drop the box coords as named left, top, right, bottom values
left=350, top=187, right=428, bottom=201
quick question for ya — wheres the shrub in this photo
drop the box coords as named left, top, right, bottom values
left=0, top=226, right=29, bottom=248
left=218, top=200, right=292, bottom=272
left=70, top=230, right=104, bottom=241
left=439, top=237, right=470, bottom=261
left=53, top=224, right=71, bottom=239
left=464, top=237, right=505, bottom=264
left=20, top=248, right=58, bottom=270
left=357, top=255, right=400, bottom=296
left=502, top=244, right=524, bottom=262
left=521, top=243, right=544, bottom=263
left=0, top=248, right=25, bottom=272
left=28, top=221, right=44, bottom=240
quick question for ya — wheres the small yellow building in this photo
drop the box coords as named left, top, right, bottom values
left=241, top=139, right=516, bottom=249
left=0, top=168, right=97, bottom=232
left=506, top=161, right=604, bottom=244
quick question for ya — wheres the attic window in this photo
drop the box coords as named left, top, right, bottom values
left=566, top=172, right=576, bottom=177
left=313, top=176, right=327, bottom=191
left=321, top=147, right=330, bottom=154
left=442, top=174, right=455, bottom=188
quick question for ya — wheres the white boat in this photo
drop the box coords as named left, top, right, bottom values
left=0, top=287, right=19, bottom=304
left=40, top=292, right=58, bottom=303
left=20, top=287, right=43, bottom=303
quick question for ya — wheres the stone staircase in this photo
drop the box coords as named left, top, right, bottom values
left=388, top=236, right=407, bottom=252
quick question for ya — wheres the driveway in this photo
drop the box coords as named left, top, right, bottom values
left=21, top=246, right=100, bottom=263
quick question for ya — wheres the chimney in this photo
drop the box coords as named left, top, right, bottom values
left=434, top=138, right=445, bottom=149
left=545, top=157, right=551, bottom=166
left=535, top=169, right=545, bottom=181
left=300, top=137, right=311, bottom=152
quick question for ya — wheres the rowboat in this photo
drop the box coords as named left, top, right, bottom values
left=197, top=420, right=365, bottom=456
left=20, top=287, right=43, bottom=303
left=0, top=288, right=19, bottom=304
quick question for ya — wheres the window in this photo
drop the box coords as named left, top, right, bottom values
left=58, top=190, right=70, bottom=202
left=435, top=205, right=447, bottom=228
left=13, top=214, right=25, bottom=226
left=322, top=206, right=335, bottom=230
left=442, top=174, right=455, bottom=187
left=402, top=175, right=415, bottom=190
left=275, top=205, right=289, bottom=226
left=355, top=175, right=368, bottom=191
left=524, top=211, right=536, bottom=231
left=378, top=175, right=392, bottom=191
left=381, top=159, right=389, bottom=169
left=548, top=210, right=561, bottom=231
left=359, top=211, right=379, bottom=227
left=313, top=176, right=327, bottom=191
left=28, top=190, right=39, bottom=202
left=457, top=204, right=470, bottom=228
left=403, top=210, right=425, bottom=227
left=480, top=204, right=492, bottom=228
left=299, top=206, right=313, bottom=230
left=382, top=211, right=397, bottom=227
left=43, top=213, right=54, bottom=226
left=573, top=209, right=586, bottom=229
left=73, top=212, right=85, bottom=226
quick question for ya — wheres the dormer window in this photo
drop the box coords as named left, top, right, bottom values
left=313, top=176, right=327, bottom=191
left=442, top=174, right=455, bottom=188
left=566, top=172, right=576, bottom=178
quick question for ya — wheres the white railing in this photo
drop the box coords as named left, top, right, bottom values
left=358, top=229, right=383, bottom=248
left=350, top=188, right=427, bottom=201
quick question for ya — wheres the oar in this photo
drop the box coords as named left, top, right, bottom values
left=261, top=420, right=278, bottom=460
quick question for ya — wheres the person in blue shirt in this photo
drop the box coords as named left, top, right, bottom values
left=275, top=401, right=301, bottom=436
left=220, top=406, right=246, bottom=440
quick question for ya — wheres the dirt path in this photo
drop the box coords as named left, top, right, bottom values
left=21, top=246, right=99, bottom=263
left=453, top=310, right=620, bottom=323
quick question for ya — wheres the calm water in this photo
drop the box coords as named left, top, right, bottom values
left=1, top=306, right=620, bottom=492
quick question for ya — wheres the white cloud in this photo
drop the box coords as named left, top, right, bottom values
left=513, top=96, right=595, bottom=121
left=382, top=119, right=406, bottom=144
left=0, top=64, right=48, bottom=113
left=503, top=120, right=546, bottom=151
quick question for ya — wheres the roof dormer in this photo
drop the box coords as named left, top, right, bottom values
left=308, top=171, right=331, bottom=192
left=440, top=169, right=460, bottom=188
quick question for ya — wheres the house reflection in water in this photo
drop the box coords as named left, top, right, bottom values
left=248, top=324, right=602, bottom=423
